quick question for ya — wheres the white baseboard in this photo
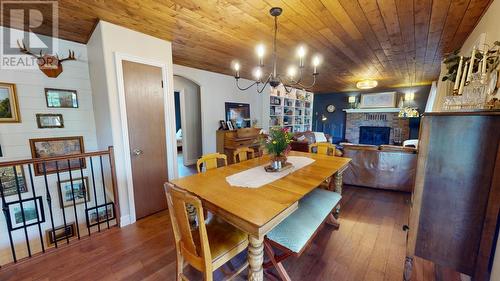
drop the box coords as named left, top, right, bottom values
left=120, top=215, right=131, bottom=227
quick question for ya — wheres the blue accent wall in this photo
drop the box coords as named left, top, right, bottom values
left=313, top=85, right=431, bottom=144
left=174, top=91, right=181, bottom=132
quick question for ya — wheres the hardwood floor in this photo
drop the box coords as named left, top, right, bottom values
left=0, top=186, right=462, bottom=281
left=177, top=151, right=197, bottom=177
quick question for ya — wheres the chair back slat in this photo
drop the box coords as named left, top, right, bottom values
left=196, top=153, right=227, bottom=173
left=233, top=147, right=254, bottom=163
left=309, top=143, right=335, bottom=156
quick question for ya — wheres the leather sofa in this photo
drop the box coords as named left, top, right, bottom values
left=341, top=144, right=417, bottom=192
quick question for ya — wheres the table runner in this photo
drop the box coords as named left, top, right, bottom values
left=225, top=156, right=315, bottom=188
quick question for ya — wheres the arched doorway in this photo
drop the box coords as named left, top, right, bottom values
left=173, top=75, right=202, bottom=176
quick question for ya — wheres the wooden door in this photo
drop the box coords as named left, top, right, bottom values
left=122, top=60, right=168, bottom=219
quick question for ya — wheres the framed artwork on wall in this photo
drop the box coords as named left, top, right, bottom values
left=46, top=222, right=76, bottom=247
left=45, top=88, right=78, bottom=108
left=36, top=113, right=64, bottom=128
left=86, top=203, right=115, bottom=227
left=0, top=82, right=21, bottom=123
left=58, top=177, right=90, bottom=208
left=6, top=196, right=45, bottom=231
left=0, top=165, right=28, bottom=197
left=29, top=136, right=86, bottom=176
left=360, top=92, right=397, bottom=108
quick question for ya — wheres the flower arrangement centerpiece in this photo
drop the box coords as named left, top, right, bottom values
left=262, top=127, right=293, bottom=168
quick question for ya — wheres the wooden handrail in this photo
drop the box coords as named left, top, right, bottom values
left=0, top=147, right=113, bottom=167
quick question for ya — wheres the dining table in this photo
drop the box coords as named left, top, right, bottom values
left=170, top=150, right=351, bottom=281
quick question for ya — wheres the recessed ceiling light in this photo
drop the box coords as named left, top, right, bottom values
left=356, top=80, right=378, bottom=89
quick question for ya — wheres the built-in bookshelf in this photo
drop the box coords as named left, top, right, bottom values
left=269, top=88, right=314, bottom=133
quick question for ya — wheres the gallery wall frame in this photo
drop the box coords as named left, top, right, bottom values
left=0, top=82, right=21, bottom=123
left=36, top=113, right=64, bottom=128
left=29, top=136, right=86, bottom=176
left=44, top=88, right=78, bottom=108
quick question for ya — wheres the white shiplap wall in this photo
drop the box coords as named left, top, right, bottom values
left=0, top=27, right=99, bottom=264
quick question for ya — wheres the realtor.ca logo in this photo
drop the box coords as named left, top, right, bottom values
left=1, top=1, right=58, bottom=70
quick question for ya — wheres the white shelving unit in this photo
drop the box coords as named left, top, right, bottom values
left=268, top=88, right=314, bottom=133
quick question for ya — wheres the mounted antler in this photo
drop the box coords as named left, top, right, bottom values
left=58, top=50, right=76, bottom=62
left=17, top=40, right=43, bottom=60
left=17, top=40, right=77, bottom=78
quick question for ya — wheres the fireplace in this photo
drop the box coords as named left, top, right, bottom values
left=359, top=126, right=391, bottom=145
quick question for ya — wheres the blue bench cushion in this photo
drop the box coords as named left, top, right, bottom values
left=266, top=188, right=341, bottom=254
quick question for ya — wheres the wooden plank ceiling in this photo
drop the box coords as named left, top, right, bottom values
left=5, top=0, right=493, bottom=92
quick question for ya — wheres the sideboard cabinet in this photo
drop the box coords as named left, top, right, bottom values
left=405, top=111, right=500, bottom=281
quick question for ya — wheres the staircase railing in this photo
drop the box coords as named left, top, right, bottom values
left=0, top=146, right=120, bottom=267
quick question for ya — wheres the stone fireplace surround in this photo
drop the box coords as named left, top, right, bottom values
left=345, top=112, right=409, bottom=144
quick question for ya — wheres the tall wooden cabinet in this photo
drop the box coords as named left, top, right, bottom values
left=405, top=111, right=500, bottom=281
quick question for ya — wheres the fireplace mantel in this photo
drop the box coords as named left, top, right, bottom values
left=343, top=108, right=400, bottom=113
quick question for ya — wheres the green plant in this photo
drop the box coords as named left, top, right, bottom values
left=262, top=128, right=293, bottom=156
left=442, top=41, right=500, bottom=83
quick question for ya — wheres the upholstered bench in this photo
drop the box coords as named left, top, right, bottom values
left=264, top=188, right=342, bottom=280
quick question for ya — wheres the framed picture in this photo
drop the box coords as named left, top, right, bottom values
left=86, top=203, right=114, bottom=227
left=219, top=120, right=228, bottom=130
left=29, top=136, right=86, bottom=176
left=0, top=165, right=28, bottom=197
left=58, top=177, right=90, bottom=208
left=0, top=82, right=21, bottom=123
left=226, top=120, right=234, bottom=130
left=6, top=196, right=45, bottom=231
left=36, top=113, right=64, bottom=128
left=46, top=222, right=76, bottom=247
left=45, top=88, right=78, bottom=108
left=360, top=92, right=397, bottom=108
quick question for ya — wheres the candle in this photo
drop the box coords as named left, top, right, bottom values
left=459, top=62, right=468, bottom=95
left=482, top=51, right=487, bottom=74
left=454, top=56, right=463, bottom=90
left=467, top=47, right=476, bottom=82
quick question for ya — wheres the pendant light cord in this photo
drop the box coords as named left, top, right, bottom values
left=273, top=15, right=278, bottom=78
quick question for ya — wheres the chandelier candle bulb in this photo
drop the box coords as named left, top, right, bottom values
left=312, top=56, right=320, bottom=74
left=254, top=68, right=262, bottom=80
left=256, top=44, right=265, bottom=66
left=287, top=66, right=296, bottom=79
left=459, top=61, right=469, bottom=95
left=454, top=56, right=463, bottom=91
left=234, top=62, right=240, bottom=78
left=298, top=46, right=306, bottom=68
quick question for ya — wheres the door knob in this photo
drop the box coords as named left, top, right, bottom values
left=132, top=149, right=143, bottom=156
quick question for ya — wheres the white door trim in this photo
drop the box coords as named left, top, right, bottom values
left=114, top=52, right=177, bottom=226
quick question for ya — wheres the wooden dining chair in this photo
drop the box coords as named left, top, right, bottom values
left=309, top=143, right=337, bottom=190
left=197, top=153, right=228, bottom=173
left=308, top=142, right=336, bottom=156
left=233, top=147, right=255, bottom=163
left=164, top=182, right=249, bottom=281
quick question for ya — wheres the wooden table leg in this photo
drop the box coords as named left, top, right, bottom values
left=248, top=235, right=264, bottom=281
left=333, top=170, right=343, bottom=218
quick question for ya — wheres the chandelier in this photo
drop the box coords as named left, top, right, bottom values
left=231, top=7, right=321, bottom=93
